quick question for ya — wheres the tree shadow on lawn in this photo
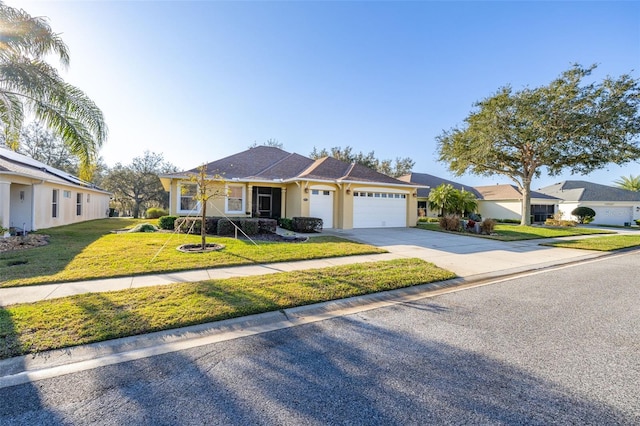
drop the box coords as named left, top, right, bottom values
left=0, top=307, right=65, bottom=424
left=0, top=218, right=140, bottom=287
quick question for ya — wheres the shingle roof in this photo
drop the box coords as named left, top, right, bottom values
left=537, top=180, right=640, bottom=202
left=399, top=172, right=479, bottom=198
left=474, top=184, right=559, bottom=201
left=164, top=146, right=417, bottom=187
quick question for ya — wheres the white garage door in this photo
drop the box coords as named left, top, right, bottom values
left=590, top=206, right=633, bottom=226
left=353, top=191, right=407, bottom=228
left=310, top=189, right=333, bottom=228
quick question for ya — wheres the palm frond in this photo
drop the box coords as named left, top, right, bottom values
left=0, top=3, right=69, bottom=66
left=0, top=89, right=23, bottom=149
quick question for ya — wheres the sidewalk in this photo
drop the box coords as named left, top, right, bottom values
left=1, top=227, right=637, bottom=387
left=0, top=227, right=628, bottom=307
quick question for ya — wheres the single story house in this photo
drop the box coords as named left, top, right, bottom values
left=159, top=146, right=422, bottom=229
left=398, top=172, right=481, bottom=217
left=537, top=180, right=640, bottom=226
left=0, top=147, right=112, bottom=236
left=474, top=184, right=560, bottom=223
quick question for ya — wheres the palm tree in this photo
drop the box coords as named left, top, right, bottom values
left=0, top=2, right=106, bottom=180
left=428, top=184, right=456, bottom=216
left=453, top=189, right=478, bottom=216
left=613, top=174, right=640, bottom=192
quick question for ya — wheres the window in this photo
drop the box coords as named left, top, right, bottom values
left=76, top=193, right=83, bottom=216
left=226, top=185, right=245, bottom=213
left=63, top=190, right=71, bottom=198
left=52, top=189, right=59, bottom=218
left=179, top=183, right=198, bottom=212
left=87, top=194, right=91, bottom=203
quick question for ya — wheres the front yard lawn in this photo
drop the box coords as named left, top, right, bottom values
left=0, top=258, right=456, bottom=359
left=541, top=235, right=640, bottom=251
left=0, top=219, right=386, bottom=288
left=416, top=223, right=614, bottom=241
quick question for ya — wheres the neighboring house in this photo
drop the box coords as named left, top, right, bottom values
left=474, top=184, right=559, bottom=223
left=398, top=172, right=480, bottom=217
left=0, top=147, right=111, bottom=236
left=159, top=146, right=422, bottom=229
left=537, top=180, right=640, bottom=226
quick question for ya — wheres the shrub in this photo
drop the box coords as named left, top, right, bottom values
left=468, top=213, right=482, bottom=222
left=258, top=218, right=277, bottom=234
left=571, top=206, right=596, bottom=224
left=145, top=208, right=168, bottom=219
left=175, top=217, right=219, bottom=235
left=175, top=217, right=201, bottom=235
left=636, top=219, right=640, bottom=226
left=480, top=218, right=496, bottom=234
left=278, top=218, right=294, bottom=231
left=292, top=217, right=323, bottom=233
left=496, top=218, right=521, bottom=224
left=240, top=219, right=260, bottom=235
left=545, top=219, right=577, bottom=227
left=439, top=215, right=461, bottom=232
left=158, top=215, right=178, bottom=230
left=217, top=219, right=237, bottom=236
left=127, top=223, right=157, bottom=233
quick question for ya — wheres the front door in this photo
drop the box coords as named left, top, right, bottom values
left=252, top=187, right=282, bottom=218
left=258, top=192, right=272, bottom=217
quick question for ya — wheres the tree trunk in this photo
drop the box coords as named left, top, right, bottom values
left=133, top=202, right=141, bottom=219
left=521, top=179, right=532, bottom=226
left=201, top=201, right=207, bottom=250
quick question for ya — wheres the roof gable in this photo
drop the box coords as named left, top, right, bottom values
left=474, top=184, right=559, bottom=201
left=167, top=146, right=417, bottom=187
left=400, top=172, right=479, bottom=198
left=538, top=180, right=640, bottom=202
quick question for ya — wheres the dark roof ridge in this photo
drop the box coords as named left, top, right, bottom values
left=253, top=151, right=297, bottom=177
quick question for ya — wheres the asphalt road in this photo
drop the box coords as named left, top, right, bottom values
left=1, top=252, right=638, bottom=425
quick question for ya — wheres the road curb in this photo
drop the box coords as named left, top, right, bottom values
left=0, top=247, right=637, bottom=389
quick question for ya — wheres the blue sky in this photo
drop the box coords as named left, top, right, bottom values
left=8, top=0, right=640, bottom=189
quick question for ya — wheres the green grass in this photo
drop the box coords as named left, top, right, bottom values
left=0, top=258, right=456, bottom=359
left=416, top=223, right=614, bottom=241
left=541, top=234, right=640, bottom=251
left=0, top=219, right=386, bottom=288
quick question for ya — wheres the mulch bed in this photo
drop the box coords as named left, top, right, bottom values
left=0, top=234, right=50, bottom=253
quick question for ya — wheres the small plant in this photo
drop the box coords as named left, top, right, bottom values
left=468, top=213, right=482, bottom=222
left=127, top=223, right=158, bottom=233
left=439, top=215, right=461, bottom=232
left=145, top=208, right=168, bottom=219
left=292, top=217, right=323, bottom=233
left=0, top=226, right=8, bottom=236
left=571, top=206, right=596, bottom=224
left=480, top=218, right=496, bottom=234
left=158, top=215, right=178, bottom=230
left=278, top=218, right=294, bottom=231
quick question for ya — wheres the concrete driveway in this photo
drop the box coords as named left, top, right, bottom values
left=324, top=227, right=607, bottom=279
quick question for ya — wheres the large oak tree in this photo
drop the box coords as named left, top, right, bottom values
left=437, top=64, right=640, bottom=225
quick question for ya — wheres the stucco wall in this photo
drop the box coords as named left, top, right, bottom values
left=477, top=200, right=522, bottom=221
left=33, top=182, right=110, bottom=230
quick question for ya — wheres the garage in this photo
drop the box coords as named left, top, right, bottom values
left=353, top=191, right=407, bottom=228
left=590, top=206, right=633, bottom=226
left=309, top=189, right=333, bottom=228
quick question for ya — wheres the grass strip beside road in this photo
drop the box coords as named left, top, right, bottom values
left=0, top=219, right=386, bottom=288
left=0, top=258, right=456, bottom=359
left=417, top=223, right=614, bottom=241
left=541, top=234, right=640, bottom=251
